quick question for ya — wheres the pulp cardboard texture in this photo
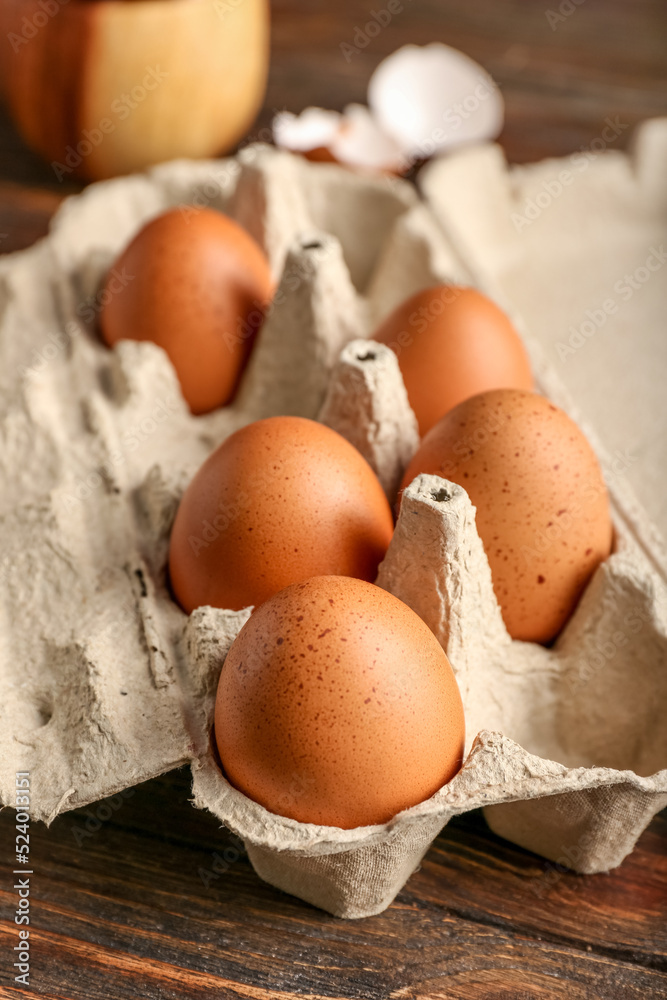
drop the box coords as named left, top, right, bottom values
left=0, top=134, right=665, bottom=919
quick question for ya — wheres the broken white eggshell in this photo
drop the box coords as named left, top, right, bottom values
left=273, top=103, right=405, bottom=173
left=329, top=104, right=406, bottom=173
left=368, top=43, right=504, bottom=159
left=272, top=107, right=342, bottom=156
left=272, top=43, right=504, bottom=172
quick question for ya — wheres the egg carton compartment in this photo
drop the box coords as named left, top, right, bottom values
left=0, top=138, right=665, bottom=919
left=0, top=144, right=463, bottom=821
left=190, top=350, right=667, bottom=918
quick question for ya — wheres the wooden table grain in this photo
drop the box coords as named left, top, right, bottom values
left=1, top=770, right=666, bottom=999
left=1, top=1, right=666, bottom=997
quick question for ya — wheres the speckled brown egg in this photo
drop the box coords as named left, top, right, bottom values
left=169, top=416, right=394, bottom=613
left=371, top=285, right=533, bottom=436
left=99, top=207, right=273, bottom=414
left=401, top=389, right=613, bottom=644
left=214, top=575, right=465, bottom=828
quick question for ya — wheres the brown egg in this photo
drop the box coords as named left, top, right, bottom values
left=99, top=207, right=273, bottom=415
left=401, top=389, right=613, bottom=644
left=215, top=575, right=465, bottom=828
left=169, top=416, right=394, bottom=613
left=372, top=285, right=533, bottom=436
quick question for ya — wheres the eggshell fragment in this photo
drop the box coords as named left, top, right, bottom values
left=273, top=104, right=405, bottom=173
left=272, top=108, right=343, bottom=157
left=368, top=43, right=504, bottom=158
left=372, top=285, right=533, bottom=436
left=169, top=416, right=394, bottom=613
left=272, top=43, right=503, bottom=174
left=99, top=207, right=273, bottom=415
left=329, top=104, right=406, bottom=174
left=401, top=389, right=614, bottom=643
left=215, top=575, right=465, bottom=829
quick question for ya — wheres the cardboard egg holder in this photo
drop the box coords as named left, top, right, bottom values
left=0, top=132, right=665, bottom=919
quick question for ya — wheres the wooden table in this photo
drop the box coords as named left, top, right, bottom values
left=1, top=1, right=666, bottom=996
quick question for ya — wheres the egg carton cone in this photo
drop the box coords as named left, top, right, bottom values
left=0, top=134, right=665, bottom=919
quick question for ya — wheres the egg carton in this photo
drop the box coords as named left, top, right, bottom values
left=0, top=132, right=666, bottom=919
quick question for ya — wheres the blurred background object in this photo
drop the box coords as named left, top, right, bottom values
left=259, top=0, right=667, bottom=164
left=273, top=43, right=505, bottom=172
left=0, top=0, right=269, bottom=181
left=1, top=0, right=665, bottom=251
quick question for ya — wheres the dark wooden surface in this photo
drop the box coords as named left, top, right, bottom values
left=1, top=769, right=666, bottom=999
left=1, top=0, right=667, bottom=997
